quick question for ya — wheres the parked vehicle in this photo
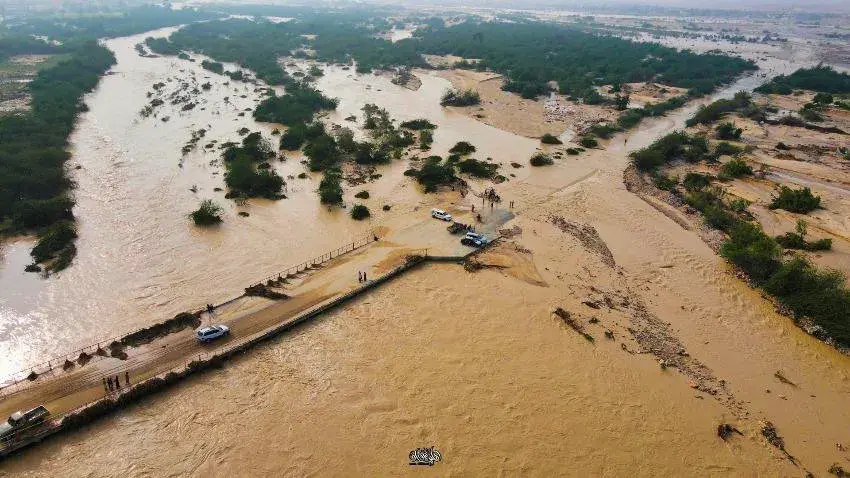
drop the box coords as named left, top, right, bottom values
left=464, top=232, right=488, bottom=244
left=461, top=236, right=486, bottom=248
left=195, top=324, right=230, bottom=343
left=0, top=406, right=49, bottom=443
left=431, top=209, right=452, bottom=221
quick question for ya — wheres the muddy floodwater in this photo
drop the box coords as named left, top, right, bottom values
left=0, top=27, right=536, bottom=378
left=3, top=23, right=850, bottom=477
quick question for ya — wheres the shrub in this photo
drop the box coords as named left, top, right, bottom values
left=350, top=204, right=370, bottom=220
left=587, top=123, right=619, bottom=139
left=319, top=170, right=343, bottom=204
left=400, top=119, right=436, bottom=130
left=566, top=148, right=581, bottom=155
left=714, top=142, right=743, bottom=158
left=449, top=141, right=476, bottom=155
left=762, top=257, right=850, bottom=346
left=768, top=186, right=821, bottom=214
left=190, top=200, right=223, bottom=226
left=652, top=173, right=678, bottom=191
left=31, top=221, right=77, bottom=264
left=541, top=133, right=562, bottom=144
left=729, top=199, right=750, bottom=213
left=683, top=172, right=712, bottom=191
left=631, top=148, right=665, bottom=171
left=457, top=158, right=498, bottom=178
left=715, top=122, right=742, bottom=140
left=580, top=136, right=599, bottom=148
left=440, top=89, right=480, bottom=106
left=354, top=190, right=370, bottom=199
left=416, top=160, right=457, bottom=192
left=419, top=130, right=434, bottom=150
left=529, top=153, right=554, bottom=166
left=280, top=123, right=307, bottom=150
left=775, top=220, right=832, bottom=251
left=813, top=92, right=834, bottom=105
left=720, top=221, right=782, bottom=282
left=720, top=158, right=753, bottom=178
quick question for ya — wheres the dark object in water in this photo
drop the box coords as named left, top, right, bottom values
left=717, top=423, right=742, bottom=441
left=244, top=283, right=288, bottom=300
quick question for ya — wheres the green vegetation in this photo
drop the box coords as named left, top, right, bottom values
left=682, top=172, right=712, bottom=191
left=223, top=133, right=285, bottom=199
left=0, top=41, right=116, bottom=271
left=630, top=131, right=711, bottom=171
left=253, top=85, right=338, bottom=126
left=449, top=141, right=476, bottom=155
left=440, top=89, right=480, bottom=107
left=350, top=204, right=371, bottom=220
left=776, top=220, right=832, bottom=251
left=190, top=200, right=223, bottom=225
left=636, top=134, right=850, bottom=347
left=457, top=158, right=498, bottom=179
left=541, top=133, right=562, bottom=145
left=400, top=119, right=436, bottom=130
left=405, top=157, right=458, bottom=192
left=720, top=158, right=753, bottom=178
left=580, top=136, right=599, bottom=148
left=319, top=170, right=343, bottom=204
left=414, top=21, right=755, bottom=99
left=354, top=190, right=370, bottom=199
left=530, top=153, right=554, bottom=166
left=686, top=91, right=761, bottom=127
left=755, top=65, right=850, bottom=95
left=768, top=186, right=821, bottom=214
left=713, top=142, right=743, bottom=159
left=716, top=122, right=743, bottom=140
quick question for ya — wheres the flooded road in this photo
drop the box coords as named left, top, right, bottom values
left=2, top=23, right=849, bottom=477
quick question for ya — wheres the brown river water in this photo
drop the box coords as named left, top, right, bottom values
left=2, top=25, right=849, bottom=477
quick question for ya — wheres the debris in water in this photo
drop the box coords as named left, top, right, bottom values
left=761, top=421, right=796, bottom=463
left=774, top=370, right=798, bottom=388
left=717, top=423, right=743, bottom=441
left=553, top=308, right=594, bottom=343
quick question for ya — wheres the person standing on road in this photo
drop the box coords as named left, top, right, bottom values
left=107, top=377, right=113, bottom=391
left=115, top=375, right=121, bottom=389
left=103, top=377, right=108, bottom=393
left=125, top=371, right=130, bottom=386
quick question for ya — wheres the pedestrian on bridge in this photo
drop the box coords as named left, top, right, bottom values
left=103, top=377, right=108, bottom=393
left=125, top=371, right=130, bottom=386
left=106, top=376, right=113, bottom=391
left=115, top=375, right=121, bottom=389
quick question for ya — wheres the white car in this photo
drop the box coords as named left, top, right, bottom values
left=196, top=324, right=230, bottom=343
left=464, top=232, right=488, bottom=244
left=461, top=236, right=486, bottom=248
left=431, top=209, right=452, bottom=222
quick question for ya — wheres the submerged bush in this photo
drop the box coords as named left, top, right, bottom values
left=319, top=170, right=343, bottom=204
left=529, top=153, right=554, bottom=166
left=449, top=141, right=477, bottom=155
left=715, top=122, right=743, bottom=140
left=580, top=136, right=599, bottom=148
left=350, top=204, right=371, bottom=220
left=354, top=190, right=370, bottom=199
left=31, top=221, right=77, bottom=264
left=190, top=199, right=223, bottom=226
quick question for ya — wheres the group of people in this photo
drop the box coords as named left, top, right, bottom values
left=358, top=271, right=368, bottom=283
left=103, top=372, right=130, bottom=393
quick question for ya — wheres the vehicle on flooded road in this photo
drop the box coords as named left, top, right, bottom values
left=0, top=406, right=50, bottom=444
left=195, top=324, right=230, bottom=343
left=464, top=232, right=488, bottom=245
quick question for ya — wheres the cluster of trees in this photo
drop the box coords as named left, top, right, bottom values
left=755, top=65, right=850, bottom=95
left=9, top=6, right=219, bottom=44
left=222, top=133, right=285, bottom=199
left=440, top=89, right=481, bottom=106
left=190, top=200, right=223, bottom=226
left=0, top=41, right=116, bottom=271
left=635, top=133, right=850, bottom=347
left=686, top=91, right=762, bottom=127
left=412, top=21, right=755, bottom=100
left=253, top=85, right=338, bottom=126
